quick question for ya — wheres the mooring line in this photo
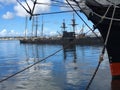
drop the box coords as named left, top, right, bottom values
left=85, top=54, right=103, bottom=90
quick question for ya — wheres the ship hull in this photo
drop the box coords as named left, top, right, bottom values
left=85, top=1, right=120, bottom=78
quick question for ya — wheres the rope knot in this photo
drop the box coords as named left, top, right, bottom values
left=99, top=54, right=104, bottom=62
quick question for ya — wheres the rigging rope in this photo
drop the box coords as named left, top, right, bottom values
left=92, top=11, right=120, bottom=21
left=86, top=0, right=120, bottom=21
left=94, top=5, right=112, bottom=29
left=16, top=0, right=31, bottom=14
left=29, top=0, right=37, bottom=20
left=104, top=5, right=116, bottom=48
left=36, top=2, right=71, bottom=7
left=34, top=10, right=80, bottom=16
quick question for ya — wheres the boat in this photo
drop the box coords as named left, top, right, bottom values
left=72, top=0, right=120, bottom=78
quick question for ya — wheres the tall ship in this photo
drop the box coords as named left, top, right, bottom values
left=72, top=0, right=120, bottom=78
left=20, top=14, right=102, bottom=45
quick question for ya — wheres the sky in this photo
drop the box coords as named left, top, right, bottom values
left=0, top=0, right=95, bottom=37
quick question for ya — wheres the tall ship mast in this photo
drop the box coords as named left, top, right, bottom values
left=25, top=16, right=28, bottom=39
left=71, top=0, right=120, bottom=78
left=70, top=13, right=78, bottom=35
left=61, top=19, right=67, bottom=31
left=35, top=16, right=38, bottom=37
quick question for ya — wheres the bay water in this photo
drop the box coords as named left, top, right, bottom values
left=0, top=40, right=112, bottom=90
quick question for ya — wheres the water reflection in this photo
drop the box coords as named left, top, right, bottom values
left=63, top=44, right=77, bottom=62
left=0, top=40, right=116, bottom=90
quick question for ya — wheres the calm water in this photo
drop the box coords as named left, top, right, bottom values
left=0, top=40, right=112, bottom=90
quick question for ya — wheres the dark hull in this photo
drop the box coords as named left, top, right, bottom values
left=20, top=37, right=102, bottom=45
left=86, top=1, right=120, bottom=77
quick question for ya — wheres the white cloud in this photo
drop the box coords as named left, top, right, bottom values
left=14, top=2, right=28, bottom=17
left=0, top=28, right=60, bottom=37
left=0, top=0, right=16, bottom=4
left=60, top=0, right=85, bottom=11
left=0, top=29, right=22, bottom=36
left=60, top=0, right=77, bottom=11
left=0, top=29, right=7, bottom=36
left=2, top=11, right=14, bottom=19
left=49, top=31, right=57, bottom=36
left=14, top=0, right=51, bottom=17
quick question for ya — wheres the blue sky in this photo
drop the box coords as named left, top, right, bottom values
left=0, top=0, right=95, bottom=37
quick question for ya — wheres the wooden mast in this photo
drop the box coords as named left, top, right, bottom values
left=71, top=13, right=78, bottom=37
left=35, top=16, right=38, bottom=37
left=31, top=16, right=34, bottom=38
left=25, top=16, right=28, bottom=39
left=61, top=19, right=67, bottom=31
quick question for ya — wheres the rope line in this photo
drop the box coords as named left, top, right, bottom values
left=34, top=10, right=80, bottom=16
left=36, top=2, right=72, bottom=7
left=104, top=5, right=116, bottom=47
left=92, top=11, right=120, bottom=21
left=29, top=0, right=37, bottom=20
left=94, top=5, right=112, bottom=28
left=16, top=0, right=30, bottom=14
left=85, top=59, right=102, bottom=90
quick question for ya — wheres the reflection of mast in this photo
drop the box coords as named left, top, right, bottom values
left=63, top=44, right=77, bottom=61
left=25, top=44, right=30, bottom=65
left=35, top=45, right=39, bottom=61
left=41, top=45, right=45, bottom=58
